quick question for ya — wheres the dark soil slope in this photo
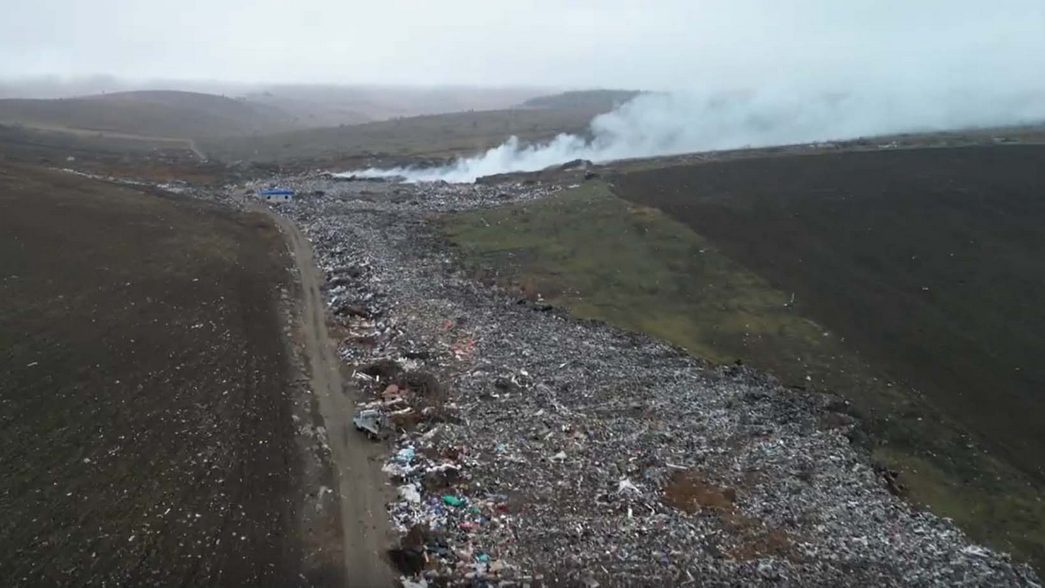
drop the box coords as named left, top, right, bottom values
left=614, top=145, right=1045, bottom=481
left=0, top=164, right=304, bottom=585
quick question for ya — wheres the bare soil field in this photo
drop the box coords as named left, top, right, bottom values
left=0, top=164, right=335, bottom=585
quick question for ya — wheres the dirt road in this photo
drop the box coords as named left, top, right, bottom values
left=261, top=206, right=395, bottom=587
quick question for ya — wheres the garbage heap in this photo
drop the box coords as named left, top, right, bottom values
left=271, top=176, right=1038, bottom=587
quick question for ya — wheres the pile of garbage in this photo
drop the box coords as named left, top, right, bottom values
left=261, top=175, right=1038, bottom=586
left=239, top=172, right=559, bottom=214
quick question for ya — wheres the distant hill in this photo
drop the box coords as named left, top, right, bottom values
left=201, top=108, right=598, bottom=164
left=242, top=85, right=547, bottom=127
left=520, top=90, right=642, bottom=113
left=0, top=90, right=297, bottom=139
left=201, top=89, right=642, bottom=164
left=0, top=85, right=642, bottom=165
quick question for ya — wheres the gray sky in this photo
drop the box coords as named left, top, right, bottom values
left=3, top=0, right=1044, bottom=90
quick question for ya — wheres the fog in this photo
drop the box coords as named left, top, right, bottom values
left=4, top=1, right=1045, bottom=180
left=4, top=1, right=1043, bottom=90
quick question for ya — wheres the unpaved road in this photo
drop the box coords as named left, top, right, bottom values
left=261, top=206, right=394, bottom=587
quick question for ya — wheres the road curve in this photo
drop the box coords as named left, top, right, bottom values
left=260, top=205, right=395, bottom=587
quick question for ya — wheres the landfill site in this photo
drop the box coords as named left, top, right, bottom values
left=218, top=167, right=1042, bottom=586
left=9, top=2, right=1045, bottom=585
left=4, top=130, right=1045, bottom=586
left=3, top=83, right=1045, bottom=588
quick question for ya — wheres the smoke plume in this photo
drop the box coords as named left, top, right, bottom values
left=347, top=84, right=1045, bottom=183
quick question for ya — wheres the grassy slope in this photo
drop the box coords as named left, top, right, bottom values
left=204, top=89, right=648, bottom=166
left=439, top=181, right=1045, bottom=572
left=243, top=84, right=546, bottom=127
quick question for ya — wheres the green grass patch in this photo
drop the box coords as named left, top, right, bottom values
left=443, top=182, right=861, bottom=384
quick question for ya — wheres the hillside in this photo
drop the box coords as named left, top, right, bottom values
left=241, top=84, right=547, bottom=127
left=0, top=86, right=643, bottom=167
left=613, top=145, right=1045, bottom=478
left=520, top=89, right=642, bottom=112
left=201, top=107, right=598, bottom=165
left=0, top=90, right=297, bottom=139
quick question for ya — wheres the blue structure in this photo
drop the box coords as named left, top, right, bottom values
left=257, top=187, right=295, bottom=203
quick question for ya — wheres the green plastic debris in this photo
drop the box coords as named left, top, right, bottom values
left=442, top=495, right=466, bottom=507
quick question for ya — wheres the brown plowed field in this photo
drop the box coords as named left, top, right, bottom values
left=0, top=164, right=319, bottom=585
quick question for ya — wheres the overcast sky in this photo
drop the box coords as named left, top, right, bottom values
left=3, top=0, right=1044, bottom=91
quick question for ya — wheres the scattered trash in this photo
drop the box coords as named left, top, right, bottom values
left=441, top=495, right=466, bottom=508
left=352, top=408, right=387, bottom=439
left=396, top=446, right=416, bottom=464
left=617, top=478, right=642, bottom=495
left=246, top=171, right=1039, bottom=587
left=398, top=484, right=421, bottom=504
left=962, top=545, right=992, bottom=558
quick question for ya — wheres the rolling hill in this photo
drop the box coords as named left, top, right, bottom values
left=241, top=84, right=547, bottom=128
left=199, top=88, right=647, bottom=165
left=0, top=90, right=297, bottom=139
left=200, top=107, right=599, bottom=164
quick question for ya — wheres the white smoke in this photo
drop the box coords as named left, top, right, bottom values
left=344, top=83, right=1045, bottom=183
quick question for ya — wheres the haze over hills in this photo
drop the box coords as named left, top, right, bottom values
left=0, top=78, right=555, bottom=130
left=519, top=89, right=642, bottom=112
left=201, top=90, right=630, bottom=164
left=241, top=84, right=549, bottom=127
left=0, top=84, right=629, bottom=166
